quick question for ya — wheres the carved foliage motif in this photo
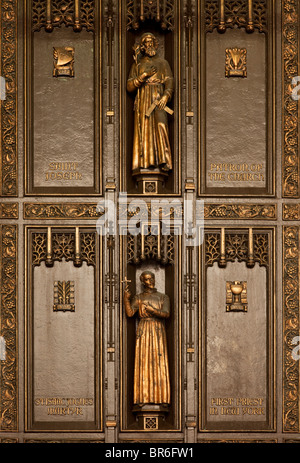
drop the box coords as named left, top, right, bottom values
left=226, top=233, right=248, bottom=262
left=205, top=0, right=267, bottom=33
left=283, top=204, right=300, bottom=221
left=52, top=233, right=75, bottom=262
left=32, top=233, right=47, bottom=266
left=119, top=203, right=182, bottom=221
left=283, top=0, right=299, bottom=197
left=205, top=231, right=269, bottom=268
left=127, top=0, right=174, bottom=31
left=205, top=233, right=221, bottom=267
left=127, top=232, right=174, bottom=265
left=0, top=225, right=17, bottom=430
left=32, top=231, right=96, bottom=267
left=1, top=0, right=17, bottom=196
left=24, top=202, right=278, bottom=222
left=253, top=233, right=269, bottom=267
left=24, top=203, right=105, bottom=219
left=198, top=439, right=277, bottom=443
left=32, top=0, right=95, bottom=32
left=80, top=233, right=96, bottom=266
left=31, top=0, right=47, bottom=29
left=0, top=203, right=18, bottom=219
left=52, top=0, right=75, bottom=28
left=283, top=226, right=300, bottom=432
left=204, top=204, right=276, bottom=220
left=23, top=439, right=104, bottom=443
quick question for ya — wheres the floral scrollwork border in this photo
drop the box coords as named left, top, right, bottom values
left=24, top=203, right=105, bottom=220
left=204, top=204, right=277, bottom=220
left=282, top=0, right=299, bottom=198
left=0, top=0, right=17, bottom=196
left=0, top=225, right=17, bottom=431
left=283, top=226, right=300, bottom=432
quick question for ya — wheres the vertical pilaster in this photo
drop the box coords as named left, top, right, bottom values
left=183, top=0, right=197, bottom=443
left=103, top=0, right=119, bottom=443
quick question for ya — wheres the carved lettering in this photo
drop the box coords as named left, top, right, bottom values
left=34, top=397, right=94, bottom=419
left=209, top=397, right=265, bottom=417
left=208, top=163, right=265, bottom=183
left=45, top=162, right=83, bottom=181
left=35, top=397, right=94, bottom=406
left=47, top=407, right=83, bottom=416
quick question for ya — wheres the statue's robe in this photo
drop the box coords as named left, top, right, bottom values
left=127, top=54, right=174, bottom=172
left=126, top=288, right=171, bottom=405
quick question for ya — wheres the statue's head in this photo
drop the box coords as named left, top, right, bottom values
left=140, top=271, right=155, bottom=289
left=139, top=33, right=159, bottom=57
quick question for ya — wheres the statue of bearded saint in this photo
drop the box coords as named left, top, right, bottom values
left=123, top=271, right=171, bottom=407
left=127, top=32, right=174, bottom=174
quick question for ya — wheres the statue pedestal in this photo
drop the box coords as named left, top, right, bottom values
left=133, top=404, right=169, bottom=430
left=132, top=168, right=168, bottom=195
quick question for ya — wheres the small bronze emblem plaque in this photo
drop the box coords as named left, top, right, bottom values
left=226, top=281, right=248, bottom=313
left=53, top=47, right=75, bottom=77
left=225, top=48, right=247, bottom=78
left=53, top=280, right=75, bottom=312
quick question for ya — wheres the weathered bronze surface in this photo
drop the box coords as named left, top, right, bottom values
left=124, top=271, right=170, bottom=407
left=127, top=33, right=174, bottom=174
left=0, top=0, right=297, bottom=444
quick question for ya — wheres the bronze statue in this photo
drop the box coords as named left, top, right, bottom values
left=127, top=33, right=174, bottom=174
left=123, top=271, right=170, bottom=406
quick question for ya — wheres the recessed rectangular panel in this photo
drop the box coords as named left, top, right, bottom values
left=25, top=2, right=101, bottom=195
left=206, top=262, right=268, bottom=429
left=33, top=262, right=95, bottom=424
left=26, top=227, right=101, bottom=431
left=199, top=1, right=275, bottom=196
left=32, top=30, right=94, bottom=190
left=206, top=30, right=267, bottom=193
left=200, top=228, right=275, bottom=431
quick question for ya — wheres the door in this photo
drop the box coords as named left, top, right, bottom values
left=0, top=0, right=298, bottom=445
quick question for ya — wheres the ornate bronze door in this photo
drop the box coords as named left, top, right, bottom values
left=0, top=0, right=299, bottom=445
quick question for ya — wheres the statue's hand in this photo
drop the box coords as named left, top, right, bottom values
left=147, top=307, right=155, bottom=315
left=140, top=66, right=157, bottom=81
left=157, top=94, right=168, bottom=110
left=144, top=304, right=156, bottom=315
left=124, top=289, right=131, bottom=301
left=140, top=303, right=149, bottom=318
left=148, top=65, right=157, bottom=77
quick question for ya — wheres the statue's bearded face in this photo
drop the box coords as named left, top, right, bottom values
left=141, top=37, right=157, bottom=57
left=142, top=273, right=155, bottom=289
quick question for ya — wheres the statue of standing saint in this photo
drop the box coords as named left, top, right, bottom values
left=127, top=33, right=174, bottom=175
left=123, top=271, right=171, bottom=410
